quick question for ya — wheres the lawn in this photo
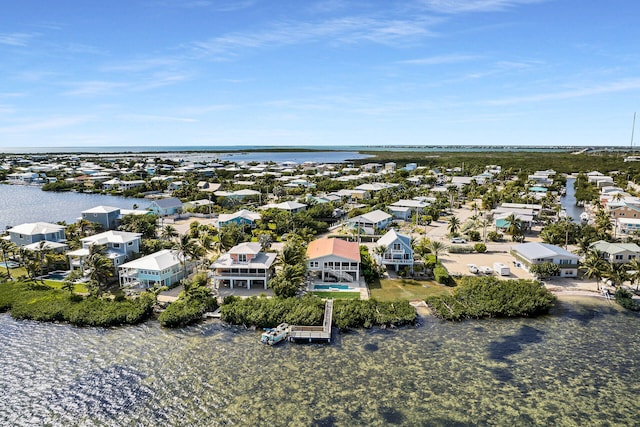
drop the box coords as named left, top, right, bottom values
left=311, top=291, right=361, bottom=300
left=44, top=280, right=89, bottom=294
left=369, top=278, right=453, bottom=302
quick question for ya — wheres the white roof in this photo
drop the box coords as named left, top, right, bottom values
left=8, top=222, right=64, bottom=235
left=119, top=249, right=181, bottom=271
left=377, top=229, right=411, bottom=249
left=82, top=205, right=120, bottom=214
left=229, top=242, right=262, bottom=255
left=81, top=230, right=142, bottom=245
left=359, top=209, right=392, bottom=223
left=23, top=241, right=68, bottom=251
left=210, top=250, right=276, bottom=269
left=512, top=242, right=579, bottom=261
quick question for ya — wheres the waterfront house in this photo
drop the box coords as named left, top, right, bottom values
left=590, top=240, right=640, bottom=264
left=102, top=178, right=146, bottom=192
left=183, top=199, right=215, bottom=212
left=68, top=230, right=142, bottom=272
left=347, top=209, right=392, bottom=235
left=118, top=249, right=187, bottom=289
left=511, top=242, right=579, bottom=277
left=7, top=222, right=66, bottom=247
left=615, top=218, right=640, bottom=236
left=81, top=205, right=121, bottom=230
left=209, top=242, right=276, bottom=290
left=148, top=197, right=183, bottom=216
left=307, top=238, right=360, bottom=283
left=216, top=209, right=261, bottom=228
left=375, top=229, right=414, bottom=272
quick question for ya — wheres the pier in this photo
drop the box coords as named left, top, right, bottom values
left=288, top=299, right=333, bottom=343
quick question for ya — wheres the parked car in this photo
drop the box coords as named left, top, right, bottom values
left=451, top=237, right=466, bottom=244
left=467, top=264, right=479, bottom=274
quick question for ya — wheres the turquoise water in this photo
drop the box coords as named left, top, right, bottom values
left=0, top=297, right=639, bottom=426
left=0, top=184, right=149, bottom=230
left=314, top=284, right=352, bottom=290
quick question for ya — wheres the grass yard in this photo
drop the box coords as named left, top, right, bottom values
left=311, top=291, right=361, bottom=299
left=44, top=280, right=89, bottom=294
left=369, top=278, right=453, bottom=302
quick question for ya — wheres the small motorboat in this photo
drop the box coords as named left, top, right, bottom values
left=260, top=323, right=290, bottom=345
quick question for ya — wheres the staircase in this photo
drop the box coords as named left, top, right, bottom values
left=327, top=269, right=354, bottom=282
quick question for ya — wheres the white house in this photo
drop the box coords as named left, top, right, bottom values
left=7, top=222, right=66, bottom=247
left=511, top=242, right=580, bottom=277
left=118, top=249, right=188, bottom=289
left=375, top=229, right=414, bottom=272
left=616, top=218, right=640, bottom=235
left=68, top=230, right=142, bottom=271
left=209, top=242, right=276, bottom=290
left=307, top=238, right=360, bottom=283
left=261, top=201, right=307, bottom=214
left=347, top=209, right=392, bottom=235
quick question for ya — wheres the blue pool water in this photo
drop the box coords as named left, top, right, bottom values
left=313, top=284, right=352, bottom=290
left=42, top=271, right=70, bottom=281
left=0, top=261, right=19, bottom=268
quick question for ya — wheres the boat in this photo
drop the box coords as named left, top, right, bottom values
left=580, top=212, right=590, bottom=223
left=260, top=323, right=290, bottom=345
left=558, top=209, right=567, bottom=219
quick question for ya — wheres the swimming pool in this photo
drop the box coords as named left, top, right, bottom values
left=0, top=261, right=19, bottom=268
left=41, top=271, right=70, bottom=281
left=313, top=284, right=353, bottom=291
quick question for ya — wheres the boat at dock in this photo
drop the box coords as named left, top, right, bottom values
left=260, top=323, right=290, bottom=346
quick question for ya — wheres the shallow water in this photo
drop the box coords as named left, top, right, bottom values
left=1, top=297, right=638, bottom=426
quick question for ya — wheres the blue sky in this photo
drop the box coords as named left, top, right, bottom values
left=0, top=0, right=638, bottom=148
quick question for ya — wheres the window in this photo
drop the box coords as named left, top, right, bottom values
left=238, top=254, right=247, bottom=263
left=128, top=242, right=133, bottom=246
left=615, top=255, right=623, bottom=260
left=393, top=243, right=401, bottom=251
left=630, top=255, right=636, bottom=260
left=113, top=243, right=120, bottom=248
left=310, top=261, right=319, bottom=268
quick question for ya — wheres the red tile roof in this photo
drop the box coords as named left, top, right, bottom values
left=306, top=238, right=360, bottom=262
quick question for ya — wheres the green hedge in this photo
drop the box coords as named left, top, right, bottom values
left=433, top=266, right=452, bottom=285
left=158, top=294, right=218, bottom=328
left=615, top=289, right=640, bottom=311
left=220, top=295, right=416, bottom=329
left=425, top=276, right=556, bottom=321
left=0, top=280, right=154, bottom=326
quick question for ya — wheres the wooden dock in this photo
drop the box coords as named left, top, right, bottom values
left=288, top=299, right=333, bottom=343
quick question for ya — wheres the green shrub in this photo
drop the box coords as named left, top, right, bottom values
left=474, top=243, right=487, bottom=253
left=615, top=289, right=640, bottom=311
left=158, top=294, right=218, bottom=328
left=434, top=266, right=452, bottom=285
left=468, top=230, right=481, bottom=241
left=487, top=231, right=503, bottom=242
left=0, top=281, right=154, bottom=326
left=448, top=245, right=474, bottom=254
left=426, top=276, right=556, bottom=321
left=220, top=295, right=416, bottom=329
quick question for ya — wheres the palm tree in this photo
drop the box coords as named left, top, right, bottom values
left=86, top=250, right=114, bottom=296
left=627, top=257, right=640, bottom=290
left=581, top=249, right=607, bottom=291
left=0, top=240, right=16, bottom=281
left=603, top=262, right=628, bottom=289
left=160, top=225, right=178, bottom=241
left=447, top=216, right=461, bottom=235
left=172, top=234, right=202, bottom=278
left=426, top=240, right=448, bottom=262
left=373, top=244, right=387, bottom=267
left=505, top=213, right=524, bottom=242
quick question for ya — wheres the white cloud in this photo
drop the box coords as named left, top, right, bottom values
left=0, top=116, right=93, bottom=134
left=0, top=32, right=38, bottom=46
left=418, top=0, right=547, bottom=14
left=399, top=54, right=482, bottom=65
left=485, top=78, right=640, bottom=106
left=118, top=114, right=198, bottom=123
left=62, top=81, right=127, bottom=96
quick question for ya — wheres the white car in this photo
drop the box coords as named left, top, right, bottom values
left=451, top=237, right=466, bottom=244
left=467, top=264, right=479, bottom=274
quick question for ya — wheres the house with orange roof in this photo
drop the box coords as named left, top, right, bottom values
left=306, top=238, right=360, bottom=283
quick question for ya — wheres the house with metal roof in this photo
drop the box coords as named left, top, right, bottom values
left=7, top=222, right=66, bottom=247
left=307, top=238, right=360, bottom=283
left=81, top=205, right=121, bottom=230
left=148, top=197, right=184, bottom=216
left=511, top=242, right=580, bottom=277
left=118, top=249, right=188, bottom=289
left=68, top=230, right=142, bottom=272
left=375, top=229, right=414, bottom=272
left=347, top=209, right=392, bottom=235
left=590, top=240, right=640, bottom=264
left=209, top=242, right=276, bottom=290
